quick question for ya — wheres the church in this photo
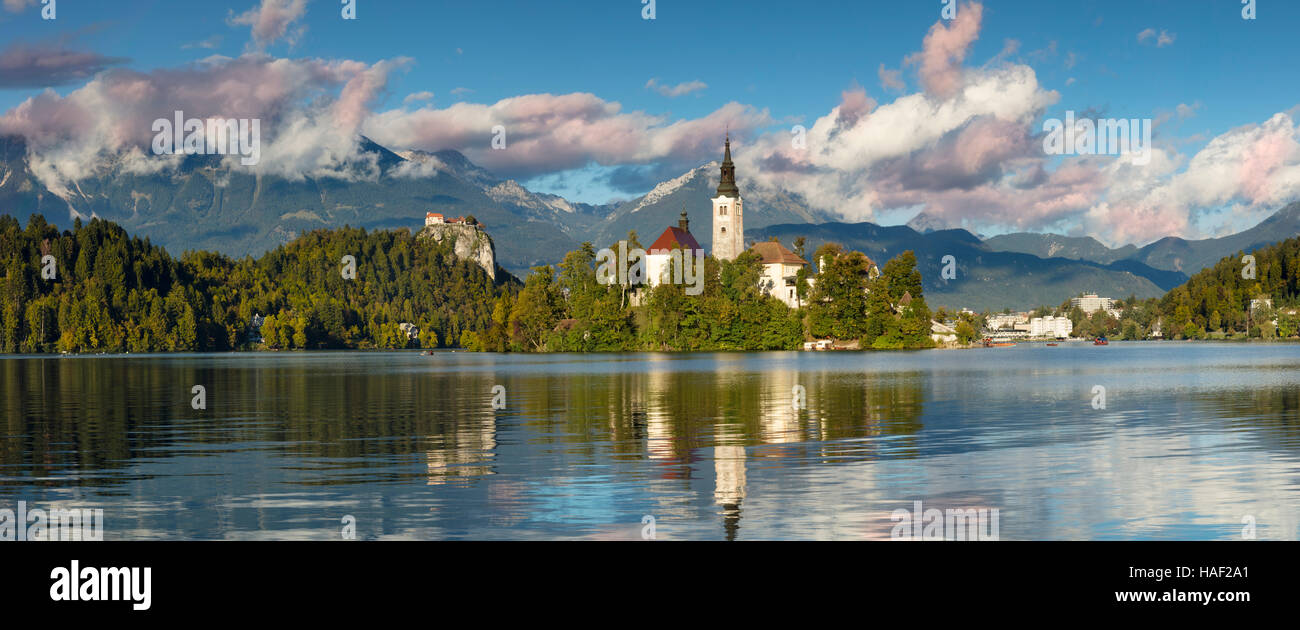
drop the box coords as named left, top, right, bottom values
left=642, top=136, right=809, bottom=308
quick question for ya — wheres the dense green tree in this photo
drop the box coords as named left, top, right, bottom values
left=0, top=215, right=517, bottom=354
left=806, top=244, right=873, bottom=340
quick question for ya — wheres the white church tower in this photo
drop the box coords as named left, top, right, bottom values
left=711, top=135, right=744, bottom=261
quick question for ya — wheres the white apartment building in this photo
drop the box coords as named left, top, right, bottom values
left=1029, top=316, right=1073, bottom=338
left=1070, top=293, right=1114, bottom=313
left=987, top=313, right=1029, bottom=330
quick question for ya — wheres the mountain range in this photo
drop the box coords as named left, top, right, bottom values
left=2, top=133, right=1297, bottom=311
left=752, top=222, right=1187, bottom=311
left=984, top=202, right=1300, bottom=276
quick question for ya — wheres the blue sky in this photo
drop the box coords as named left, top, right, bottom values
left=1, top=0, right=1297, bottom=244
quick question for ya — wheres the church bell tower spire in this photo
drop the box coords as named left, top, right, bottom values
left=711, top=134, right=744, bottom=261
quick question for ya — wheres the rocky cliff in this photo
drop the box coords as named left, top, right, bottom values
left=417, top=222, right=497, bottom=280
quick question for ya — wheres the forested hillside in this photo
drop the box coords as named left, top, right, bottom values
left=0, top=214, right=515, bottom=353
left=1157, top=234, right=1300, bottom=338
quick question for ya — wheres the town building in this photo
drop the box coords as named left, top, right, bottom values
left=1029, top=316, right=1072, bottom=339
left=930, top=320, right=958, bottom=345
left=1250, top=296, right=1278, bottom=327
left=987, top=313, right=1029, bottom=330
left=1070, top=293, right=1114, bottom=314
left=751, top=241, right=809, bottom=308
left=425, top=212, right=478, bottom=227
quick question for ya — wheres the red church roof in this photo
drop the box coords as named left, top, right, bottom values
left=648, top=226, right=703, bottom=253
left=427, top=212, right=443, bottom=218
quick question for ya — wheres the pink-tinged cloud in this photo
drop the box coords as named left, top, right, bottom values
left=1081, top=113, right=1300, bottom=245
left=1238, top=128, right=1296, bottom=203
left=1, top=0, right=1295, bottom=248
left=906, top=1, right=984, bottom=98
left=0, top=43, right=128, bottom=88
left=1089, top=202, right=1192, bottom=246
left=362, top=95, right=770, bottom=178
left=877, top=63, right=905, bottom=92
left=229, top=0, right=308, bottom=50
left=835, top=87, right=876, bottom=129
left=876, top=159, right=1108, bottom=232
left=2, top=0, right=37, bottom=13
left=0, top=54, right=406, bottom=185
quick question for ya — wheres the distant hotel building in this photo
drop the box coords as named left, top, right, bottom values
left=1029, top=316, right=1072, bottom=339
left=1070, top=293, right=1114, bottom=314
left=987, top=313, right=1029, bottom=330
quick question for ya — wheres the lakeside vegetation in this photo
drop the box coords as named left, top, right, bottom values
left=4, top=214, right=1300, bottom=354
left=461, top=238, right=936, bottom=352
left=946, top=234, right=1300, bottom=341
left=0, top=214, right=512, bottom=353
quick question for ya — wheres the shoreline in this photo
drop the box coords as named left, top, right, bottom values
left=6, top=337, right=1300, bottom=359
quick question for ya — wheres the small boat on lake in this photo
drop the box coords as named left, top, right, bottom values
left=1093, top=337, right=1109, bottom=346
left=1046, top=343, right=1059, bottom=347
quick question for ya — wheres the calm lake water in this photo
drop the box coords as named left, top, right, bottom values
left=2, top=341, right=1299, bottom=540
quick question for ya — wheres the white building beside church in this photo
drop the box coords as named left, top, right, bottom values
left=752, top=241, right=808, bottom=308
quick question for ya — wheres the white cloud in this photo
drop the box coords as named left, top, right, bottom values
left=877, top=63, right=904, bottom=92
left=645, top=78, right=708, bottom=98
left=0, top=54, right=410, bottom=186
left=229, top=0, right=309, bottom=51
left=403, top=91, right=434, bottom=105
left=1138, top=28, right=1176, bottom=47
left=362, top=95, right=769, bottom=179
left=182, top=35, right=223, bottom=51
left=2, top=0, right=1296, bottom=248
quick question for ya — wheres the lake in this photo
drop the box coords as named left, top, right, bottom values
left=2, top=341, right=1298, bottom=540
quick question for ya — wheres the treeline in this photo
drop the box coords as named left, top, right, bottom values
left=1156, top=235, right=1300, bottom=339
left=805, top=245, right=934, bottom=349
left=464, top=239, right=934, bottom=352
left=992, top=235, right=1300, bottom=341
left=0, top=214, right=514, bottom=353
